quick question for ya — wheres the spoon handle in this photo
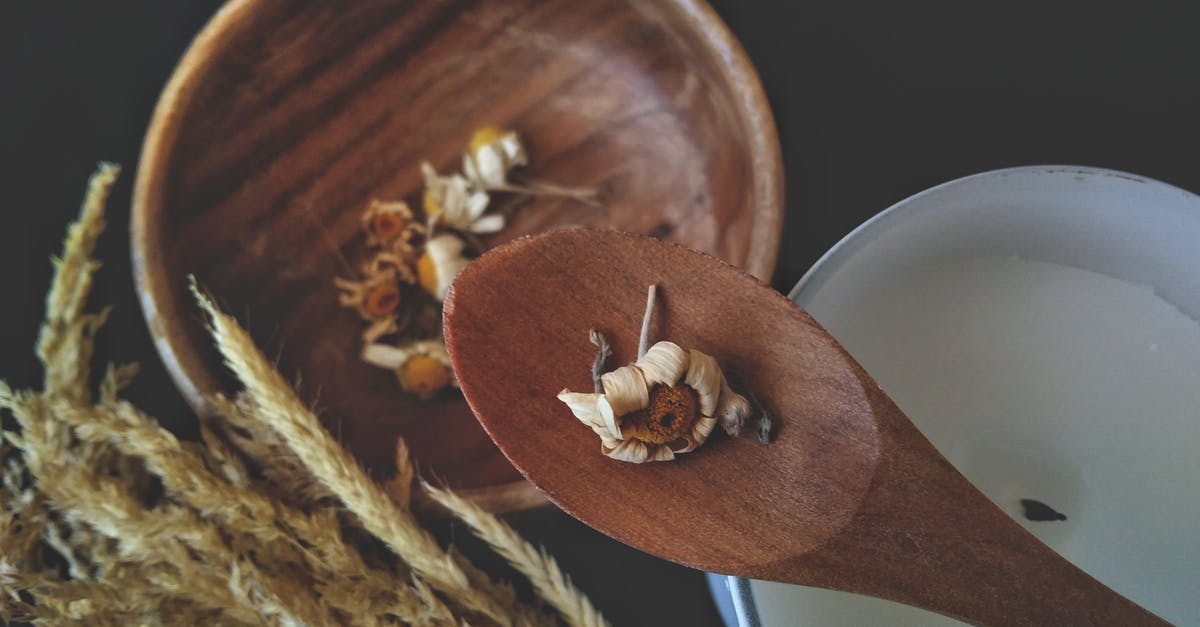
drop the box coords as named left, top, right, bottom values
left=764, top=383, right=1167, bottom=626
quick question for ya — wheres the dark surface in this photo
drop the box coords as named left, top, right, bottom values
left=3, top=1, right=1199, bottom=625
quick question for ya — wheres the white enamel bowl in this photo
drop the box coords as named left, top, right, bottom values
left=713, top=166, right=1200, bottom=626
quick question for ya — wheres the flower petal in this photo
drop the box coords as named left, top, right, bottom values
left=361, top=343, right=411, bottom=370
left=605, top=439, right=649, bottom=463
left=598, top=430, right=622, bottom=451
left=464, top=148, right=506, bottom=188
left=425, top=234, right=470, bottom=301
left=693, top=414, right=718, bottom=443
left=442, top=176, right=474, bottom=225
left=595, top=396, right=624, bottom=441
left=469, top=213, right=506, bottom=233
left=672, top=416, right=717, bottom=453
left=647, top=444, right=675, bottom=462
left=683, top=349, right=722, bottom=416
left=497, top=132, right=527, bottom=167
left=635, top=341, right=688, bottom=387
left=557, top=390, right=605, bottom=429
left=466, top=189, right=491, bottom=221
left=420, top=161, right=441, bottom=188
left=599, top=365, right=649, bottom=417
left=462, top=153, right=481, bottom=185
left=715, top=377, right=752, bottom=436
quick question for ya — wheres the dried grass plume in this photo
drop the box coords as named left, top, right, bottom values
left=0, top=165, right=606, bottom=626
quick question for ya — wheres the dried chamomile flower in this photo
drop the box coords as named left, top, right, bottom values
left=421, top=162, right=502, bottom=234
left=363, top=339, right=458, bottom=399
left=334, top=269, right=402, bottom=321
left=361, top=199, right=421, bottom=248
left=462, top=126, right=527, bottom=189
left=335, top=126, right=598, bottom=401
left=557, top=340, right=750, bottom=463
left=334, top=268, right=405, bottom=343
left=417, top=233, right=471, bottom=302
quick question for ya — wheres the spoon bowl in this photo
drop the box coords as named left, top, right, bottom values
left=443, top=228, right=1165, bottom=625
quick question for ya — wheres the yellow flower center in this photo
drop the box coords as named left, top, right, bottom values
left=364, top=283, right=400, bottom=317
left=372, top=211, right=405, bottom=242
left=416, top=251, right=439, bottom=297
left=398, top=354, right=450, bottom=399
left=469, top=126, right=507, bottom=154
left=422, top=188, right=441, bottom=220
left=624, top=384, right=699, bottom=445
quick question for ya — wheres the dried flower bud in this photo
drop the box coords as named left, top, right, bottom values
left=462, top=126, right=527, bottom=189
left=715, top=376, right=752, bottom=436
left=421, top=163, right=502, bottom=234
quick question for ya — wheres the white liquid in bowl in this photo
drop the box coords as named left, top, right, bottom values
left=750, top=168, right=1200, bottom=626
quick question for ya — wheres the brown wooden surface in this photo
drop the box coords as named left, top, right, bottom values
left=131, top=0, right=782, bottom=508
left=445, top=229, right=1167, bottom=626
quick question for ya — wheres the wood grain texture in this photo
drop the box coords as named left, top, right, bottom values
left=132, top=0, right=782, bottom=509
left=444, top=229, right=1166, bottom=625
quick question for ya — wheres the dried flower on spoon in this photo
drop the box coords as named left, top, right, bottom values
left=557, top=286, right=760, bottom=463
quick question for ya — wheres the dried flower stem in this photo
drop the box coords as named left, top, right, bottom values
left=493, top=178, right=602, bottom=207
left=637, top=284, right=657, bottom=359
left=588, top=329, right=611, bottom=394
left=423, top=482, right=610, bottom=627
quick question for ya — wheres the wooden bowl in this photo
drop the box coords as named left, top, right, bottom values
left=133, top=0, right=783, bottom=511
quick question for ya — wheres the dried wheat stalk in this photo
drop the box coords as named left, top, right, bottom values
left=424, top=484, right=610, bottom=627
left=0, top=164, right=608, bottom=626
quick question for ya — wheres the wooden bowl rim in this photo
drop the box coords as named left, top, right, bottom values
left=131, top=0, right=784, bottom=512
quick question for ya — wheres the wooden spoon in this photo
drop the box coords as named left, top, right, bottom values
left=443, top=229, right=1166, bottom=626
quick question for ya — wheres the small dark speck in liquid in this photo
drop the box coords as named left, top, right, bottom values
left=1020, top=498, right=1068, bottom=522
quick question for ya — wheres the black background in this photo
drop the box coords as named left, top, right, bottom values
left=3, top=2, right=1199, bottom=625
